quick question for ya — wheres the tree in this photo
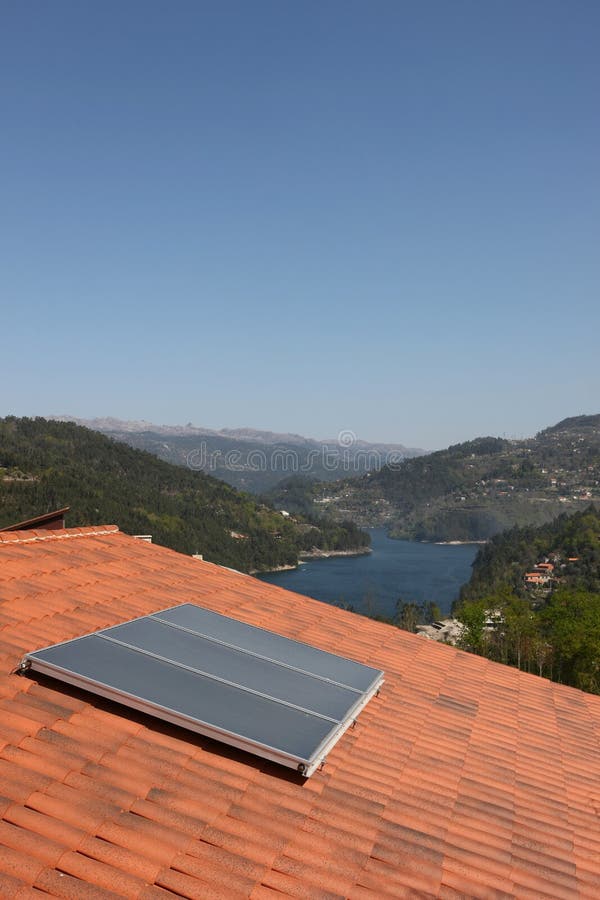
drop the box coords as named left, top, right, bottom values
left=503, top=594, right=537, bottom=671
left=395, top=600, right=422, bottom=633
left=541, top=588, right=600, bottom=692
left=456, top=601, right=488, bottom=655
left=423, top=601, right=442, bottom=623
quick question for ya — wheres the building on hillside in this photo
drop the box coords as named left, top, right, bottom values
left=415, top=619, right=464, bottom=645
left=0, top=506, right=70, bottom=532
left=1, top=525, right=600, bottom=897
left=524, top=572, right=548, bottom=585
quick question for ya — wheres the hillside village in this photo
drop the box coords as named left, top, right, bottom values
left=523, top=555, right=580, bottom=594
left=293, top=416, right=600, bottom=542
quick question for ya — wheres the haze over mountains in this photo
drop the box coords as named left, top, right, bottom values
left=51, top=416, right=424, bottom=493
left=47, top=414, right=600, bottom=544
left=11, top=411, right=599, bottom=550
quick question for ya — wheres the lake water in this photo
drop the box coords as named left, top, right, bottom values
left=257, top=528, right=479, bottom=619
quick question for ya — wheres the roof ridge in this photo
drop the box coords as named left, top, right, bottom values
left=0, top=524, right=119, bottom=545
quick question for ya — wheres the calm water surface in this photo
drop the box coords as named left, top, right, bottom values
left=257, top=528, right=478, bottom=618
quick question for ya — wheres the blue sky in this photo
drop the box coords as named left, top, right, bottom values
left=1, top=0, right=598, bottom=449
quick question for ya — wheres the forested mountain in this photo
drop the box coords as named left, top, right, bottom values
left=0, top=417, right=369, bottom=572
left=51, top=416, right=423, bottom=493
left=271, top=416, right=600, bottom=542
left=542, top=414, right=600, bottom=435
left=455, top=506, right=600, bottom=694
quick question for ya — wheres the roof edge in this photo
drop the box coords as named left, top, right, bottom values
left=0, top=506, right=71, bottom=533
left=0, top=524, right=120, bottom=545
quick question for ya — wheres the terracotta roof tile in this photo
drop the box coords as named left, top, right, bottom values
left=128, top=796, right=207, bottom=840
left=439, top=866, right=514, bottom=899
left=0, top=876, right=45, bottom=900
left=33, top=867, right=123, bottom=899
left=0, top=843, right=46, bottom=885
left=357, top=855, right=443, bottom=896
left=54, top=850, right=147, bottom=896
left=155, top=864, right=239, bottom=900
left=96, top=811, right=189, bottom=864
left=1, top=525, right=600, bottom=896
left=0, top=818, right=67, bottom=868
left=260, top=868, right=346, bottom=899
left=76, top=833, right=164, bottom=884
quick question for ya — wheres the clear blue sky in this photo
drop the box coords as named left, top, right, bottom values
left=1, top=0, right=598, bottom=450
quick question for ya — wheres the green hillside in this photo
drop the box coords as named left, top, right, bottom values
left=271, top=416, right=600, bottom=542
left=455, top=506, right=600, bottom=693
left=460, top=505, right=600, bottom=603
left=0, top=417, right=369, bottom=572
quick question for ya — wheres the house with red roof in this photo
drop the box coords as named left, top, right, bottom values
left=1, top=523, right=600, bottom=898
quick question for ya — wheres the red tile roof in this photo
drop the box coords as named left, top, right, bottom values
left=1, top=525, right=600, bottom=898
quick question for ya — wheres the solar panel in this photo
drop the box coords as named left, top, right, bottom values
left=22, top=603, right=384, bottom=776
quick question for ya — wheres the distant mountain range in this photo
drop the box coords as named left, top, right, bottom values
left=45, top=413, right=600, bottom=545
left=50, top=416, right=424, bottom=493
left=265, top=415, right=600, bottom=542
left=0, top=417, right=369, bottom=572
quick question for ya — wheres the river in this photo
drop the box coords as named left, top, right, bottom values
left=257, top=528, right=479, bottom=619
